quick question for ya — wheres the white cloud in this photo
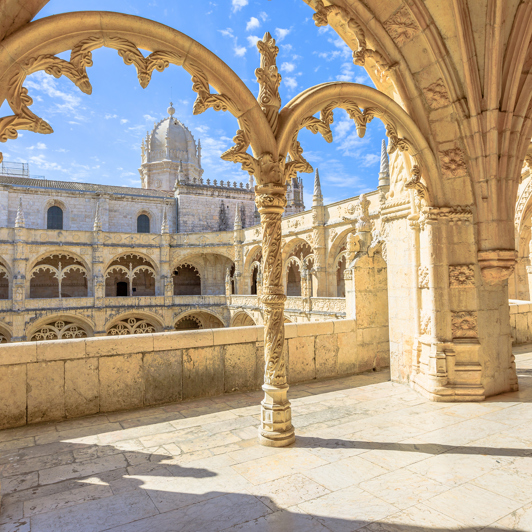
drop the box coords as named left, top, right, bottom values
left=247, top=35, right=261, bottom=48
left=362, top=153, right=380, bottom=167
left=259, top=11, right=268, bottom=21
left=334, top=116, right=354, bottom=140
left=27, top=142, right=47, bottom=151
left=281, top=62, right=296, bottom=73
left=105, top=113, right=118, bottom=119
left=284, top=77, right=298, bottom=91
left=25, top=72, right=85, bottom=121
left=56, top=148, right=68, bottom=153
left=336, top=62, right=355, bottom=82
left=220, top=27, right=247, bottom=57
left=120, top=118, right=129, bottom=124
left=219, top=28, right=234, bottom=38
left=246, top=17, right=260, bottom=31
left=143, top=114, right=156, bottom=122
left=275, top=28, right=291, bottom=42
left=232, top=0, right=248, bottom=12
left=28, top=153, right=66, bottom=172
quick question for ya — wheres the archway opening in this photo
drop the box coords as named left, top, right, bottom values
left=105, top=254, right=156, bottom=297
left=30, top=253, right=88, bottom=299
left=173, top=264, right=201, bottom=296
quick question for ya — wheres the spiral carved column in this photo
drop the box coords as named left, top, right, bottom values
left=255, top=183, right=295, bottom=447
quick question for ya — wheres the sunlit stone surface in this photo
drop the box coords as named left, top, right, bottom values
left=0, top=347, right=531, bottom=531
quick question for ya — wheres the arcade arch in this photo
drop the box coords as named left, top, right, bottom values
left=105, top=253, right=156, bottom=297
left=174, top=310, right=225, bottom=330
left=29, top=252, right=88, bottom=299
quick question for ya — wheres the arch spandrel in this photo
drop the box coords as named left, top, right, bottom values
left=0, top=11, right=276, bottom=159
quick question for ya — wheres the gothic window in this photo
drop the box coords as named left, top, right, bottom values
left=47, top=205, right=63, bottom=230
left=137, top=214, right=150, bottom=233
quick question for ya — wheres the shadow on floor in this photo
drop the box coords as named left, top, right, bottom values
left=293, top=435, right=532, bottom=459
left=0, top=443, right=526, bottom=531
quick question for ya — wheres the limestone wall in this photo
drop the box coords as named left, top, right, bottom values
left=0, top=319, right=388, bottom=430
left=510, top=300, right=532, bottom=345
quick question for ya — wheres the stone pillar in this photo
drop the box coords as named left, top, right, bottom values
left=311, top=169, right=327, bottom=296
left=12, top=199, right=27, bottom=327
left=255, top=183, right=295, bottom=447
left=92, top=231, right=105, bottom=309
left=344, top=195, right=389, bottom=369
left=233, top=205, right=243, bottom=294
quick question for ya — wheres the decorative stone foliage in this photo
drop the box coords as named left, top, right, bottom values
left=439, top=148, right=467, bottom=178
left=449, top=265, right=475, bottom=287
left=383, top=4, right=421, bottom=47
left=451, top=311, right=478, bottom=339
left=30, top=320, right=88, bottom=341
left=423, top=79, right=451, bottom=110
left=107, top=317, right=156, bottom=335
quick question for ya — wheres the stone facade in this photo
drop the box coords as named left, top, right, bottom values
left=0, top=178, right=384, bottom=342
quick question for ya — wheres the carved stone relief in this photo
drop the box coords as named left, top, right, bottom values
left=449, top=265, right=475, bottom=287
left=383, top=4, right=421, bottom=47
left=418, top=266, right=429, bottom=289
left=451, top=311, right=478, bottom=339
left=423, top=78, right=451, bottom=110
left=440, top=148, right=467, bottom=178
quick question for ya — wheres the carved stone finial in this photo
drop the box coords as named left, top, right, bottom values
left=234, top=202, right=242, bottom=230
left=93, top=200, right=102, bottom=231
left=256, top=32, right=282, bottom=135
left=378, top=139, right=390, bottom=187
left=167, top=102, right=175, bottom=116
left=15, top=197, right=25, bottom=228
left=161, top=203, right=169, bottom=234
left=313, top=168, right=323, bottom=207
left=356, top=193, right=371, bottom=232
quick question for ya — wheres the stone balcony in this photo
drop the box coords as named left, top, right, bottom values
left=1, top=347, right=531, bottom=531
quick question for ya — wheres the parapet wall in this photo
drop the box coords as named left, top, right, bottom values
left=0, top=319, right=389, bottom=430
left=510, top=300, right=532, bottom=345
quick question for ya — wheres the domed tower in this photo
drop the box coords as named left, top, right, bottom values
left=139, top=103, right=203, bottom=191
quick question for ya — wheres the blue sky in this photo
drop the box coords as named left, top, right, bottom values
left=0, top=0, right=386, bottom=207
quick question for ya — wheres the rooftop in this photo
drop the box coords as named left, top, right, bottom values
left=1, top=348, right=531, bottom=531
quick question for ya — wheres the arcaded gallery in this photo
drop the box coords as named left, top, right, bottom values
left=0, top=0, right=532, bottom=530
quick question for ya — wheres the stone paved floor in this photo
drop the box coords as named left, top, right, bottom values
left=1, top=349, right=532, bottom=532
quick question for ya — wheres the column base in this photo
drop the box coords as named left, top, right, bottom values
left=258, top=384, right=295, bottom=447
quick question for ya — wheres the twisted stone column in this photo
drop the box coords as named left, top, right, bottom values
left=255, top=183, right=295, bottom=447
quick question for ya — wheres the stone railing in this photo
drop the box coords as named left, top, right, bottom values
left=174, top=295, right=227, bottom=305
left=310, top=297, right=346, bottom=314
left=25, top=297, right=95, bottom=309
left=229, top=295, right=259, bottom=307
left=0, top=299, right=12, bottom=311
left=0, top=319, right=390, bottom=430
left=510, top=300, right=532, bottom=345
left=104, top=296, right=164, bottom=307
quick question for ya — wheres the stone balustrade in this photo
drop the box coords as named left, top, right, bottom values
left=510, top=300, right=532, bottom=345
left=0, top=318, right=389, bottom=430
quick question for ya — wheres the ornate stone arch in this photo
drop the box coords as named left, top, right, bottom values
left=243, top=244, right=262, bottom=273
left=106, top=311, right=163, bottom=335
left=230, top=311, right=256, bottom=327
left=27, top=313, right=94, bottom=341
left=0, top=11, right=276, bottom=172
left=173, top=309, right=226, bottom=328
left=104, top=251, right=158, bottom=274
left=43, top=198, right=69, bottom=230
left=281, top=237, right=314, bottom=264
left=29, top=249, right=90, bottom=273
left=0, top=257, right=11, bottom=299
left=327, top=227, right=355, bottom=272
left=0, top=321, right=12, bottom=343
left=277, top=82, right=440, bottom=207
